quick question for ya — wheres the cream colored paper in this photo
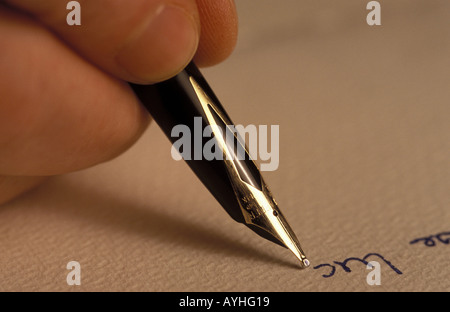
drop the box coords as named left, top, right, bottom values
left=1, top=1, right=449, bottom=291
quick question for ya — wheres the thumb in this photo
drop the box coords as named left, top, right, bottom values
left=7, top=0, right=200, bottom=83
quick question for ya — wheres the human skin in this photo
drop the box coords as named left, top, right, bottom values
left=0, top=0, right=238, bottom=204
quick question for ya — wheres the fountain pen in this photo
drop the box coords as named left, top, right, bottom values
left=130, top=62, right=309, bottom=268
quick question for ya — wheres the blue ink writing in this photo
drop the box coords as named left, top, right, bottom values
left=410, top=231, right=450, bottom=247
left=313, top=253, right=402, bottom=278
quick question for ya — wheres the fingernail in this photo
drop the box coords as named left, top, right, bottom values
left=115, top=4, right=199, bottom=83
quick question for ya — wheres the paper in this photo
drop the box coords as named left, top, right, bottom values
left=0, top=0, right=449, bottom=291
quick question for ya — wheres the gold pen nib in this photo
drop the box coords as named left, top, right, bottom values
left=234, top=174, right=309, bottom=269
left=245, top=200, right=310, bottom=269
left=267, top=212, right=309, bottom=268
left=188, top=75, right=309, bottom=268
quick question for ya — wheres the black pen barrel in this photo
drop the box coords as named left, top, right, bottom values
left=130, top=63, right=254, bottom=224
left=130, top=63, right=310, bottom=265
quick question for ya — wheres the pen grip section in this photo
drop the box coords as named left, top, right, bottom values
left=130, top=63, right=263, bottom=224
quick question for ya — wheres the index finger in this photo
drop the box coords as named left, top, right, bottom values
left=6, top=0, right=238, bottom=83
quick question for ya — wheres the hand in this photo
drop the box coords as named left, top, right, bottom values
left=0, top=0, right=238, bottom=204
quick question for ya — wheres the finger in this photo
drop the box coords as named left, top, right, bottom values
left=7, top=0, right=200, bottom=83
left=0, top=6, right=150, bottom=176
left=194, top=0, right=238, bottom=67
left=6, top=0, right=238, bottom=82
left=0, top=175, right=48, bottom=206
left=2, top=1, right=180, bottom=84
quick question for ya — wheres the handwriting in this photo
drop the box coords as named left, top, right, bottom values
left=313, top=253, right=403, bottom=278
left=312, top=231, right=449, bottom=279
left=409, top=231, right=450, bottom=247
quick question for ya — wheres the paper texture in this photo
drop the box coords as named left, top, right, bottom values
left=1, top=1, right=449, bottom=291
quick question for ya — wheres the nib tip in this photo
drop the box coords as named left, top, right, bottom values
left=302, top=258, right=310, bottom=268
